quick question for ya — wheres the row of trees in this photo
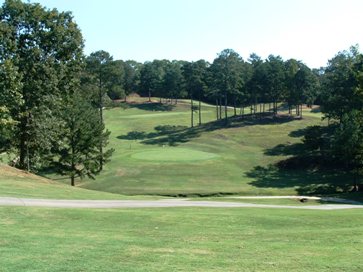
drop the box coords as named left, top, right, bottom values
left=303, top=46, right=363, bottom=191
left=0, top=0, right=113, bottom=185
left=85, top=49, right=320, bottom=127
left=2, top=1, right=363, bottom=188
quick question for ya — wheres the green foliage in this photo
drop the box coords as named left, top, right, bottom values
left=321, top=46, right=363, bottom=121
left=0, top=0, right=84, bottom=169
left=332, top=110, right=363, bottom=173
left=55, top=94, right=114, bottom=186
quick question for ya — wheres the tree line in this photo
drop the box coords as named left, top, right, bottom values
left=83, top=49, right=321, bottom=127
left=1, top=0, right=363, bottom=187
left=0, top=0, right=113, bottom=185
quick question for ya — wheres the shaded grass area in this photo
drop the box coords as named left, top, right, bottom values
left=0, top=207, right=362, bottom=272
left=191, top=197, right=359, bottom=205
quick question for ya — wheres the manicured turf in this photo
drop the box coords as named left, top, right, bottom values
left=1, top=206, right=362, bottom=272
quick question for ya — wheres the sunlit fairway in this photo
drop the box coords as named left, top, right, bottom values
left=1, top=207, right=363, bottom=272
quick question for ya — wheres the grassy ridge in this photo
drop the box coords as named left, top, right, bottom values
left=0, top=164, right=159, bottom=200
left=1, top=206, right=362, bottom=271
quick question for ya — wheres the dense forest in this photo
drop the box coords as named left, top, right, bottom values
left=1, top=0, right=363, bottom=188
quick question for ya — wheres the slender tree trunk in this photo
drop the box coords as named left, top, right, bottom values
left=99, top=76, right=104, bottom=171
left=19, top=116, right=28, bottom=169
left=148, top=90, right=151, bottom=102
left=300, top=104, right=303, bottom=118
left=198, top=98, right=202, bottom=126
left=71, top=175, right=75, bottom=187
left=233, top=99, right=237, bottom=116
left=224, top=93, right=228, bottom=124
left=71, top=140, right=75, bottom=186
left=159, top=97, right=162, bottom=103
left=219, top=98, right=222, bottom=120
left=190, top=95, right=194, bottom=128
left=263, top=103, right=265, bottom=114
left=216, top=98, right=219, bottom=120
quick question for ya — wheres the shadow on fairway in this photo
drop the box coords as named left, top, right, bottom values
left=128, top=102, right=175, bottom=112
left=118, top=114, right=296, bottom=146
left=246, top=165, right=355, bottom=196
left=248, top=126, right=361, bottom=199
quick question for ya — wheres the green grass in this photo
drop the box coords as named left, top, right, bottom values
left=1, top=206, right=362, bottom=272
left=72, top=100, right=350, bottom=197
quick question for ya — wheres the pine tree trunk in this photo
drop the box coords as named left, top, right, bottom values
left=71, top=141, right=75, bottom=186
left=148, top=90, right=151, bottom=102
left=233, top=99, right=237, bottom=116
left=190, top=96, right=194, bottom=128
left=19, top=117, right=27, bottom=170
left=216, top=99, right=219, bottom=120
left=71, top=175, right=75, bottom=186
left=219, top=98, right=222, bottom=120
left=224, top=94, right=228, bottom=124
left=99, top=79, right=104, bottom=171
left=198, top=99, right=202, bottom=126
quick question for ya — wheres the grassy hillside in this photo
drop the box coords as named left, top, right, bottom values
left=73, top=99, right=350, bottom=197
left=0, top=164, right=157, bottom=200
left=1, top=206, right=362, bottom=271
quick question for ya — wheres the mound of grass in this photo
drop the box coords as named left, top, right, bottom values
left=0, top=164, right=158, bottom=200
left=1, top=206, right=362, bottom=271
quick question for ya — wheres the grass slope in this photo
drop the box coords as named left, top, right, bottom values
left=1, top=206, right=362, bottom=272
left=0, top=164, right=158, bottom=200
left=75, top=99, right=351, bottom=197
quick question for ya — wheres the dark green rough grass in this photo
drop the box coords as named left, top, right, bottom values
left=0, top=207, right=362, bottom=272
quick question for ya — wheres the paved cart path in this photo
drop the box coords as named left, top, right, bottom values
left=0, top=196, right=362, bottom=210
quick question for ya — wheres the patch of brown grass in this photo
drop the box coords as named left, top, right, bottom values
left=0, top=164, right=53, bottom=184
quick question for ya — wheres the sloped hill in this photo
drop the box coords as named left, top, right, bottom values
left=0, top=164, right=149, bottom=200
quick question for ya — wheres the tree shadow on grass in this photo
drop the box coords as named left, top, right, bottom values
left=249, top=125, right=360, bottom=198
left=128, top=102, right=175, bottom=112
left=246, top=165, right=354, bottom=196
left=118, top=114, right=296, bottom=146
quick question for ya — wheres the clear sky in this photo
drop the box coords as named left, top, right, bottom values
left=3, top=0, right=363, bottom=68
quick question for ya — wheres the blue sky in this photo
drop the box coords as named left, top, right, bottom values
left=4, top=0, right=363, bottom=68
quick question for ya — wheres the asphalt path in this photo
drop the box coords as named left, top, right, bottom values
left=0, top=197, right=362, bottom=210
